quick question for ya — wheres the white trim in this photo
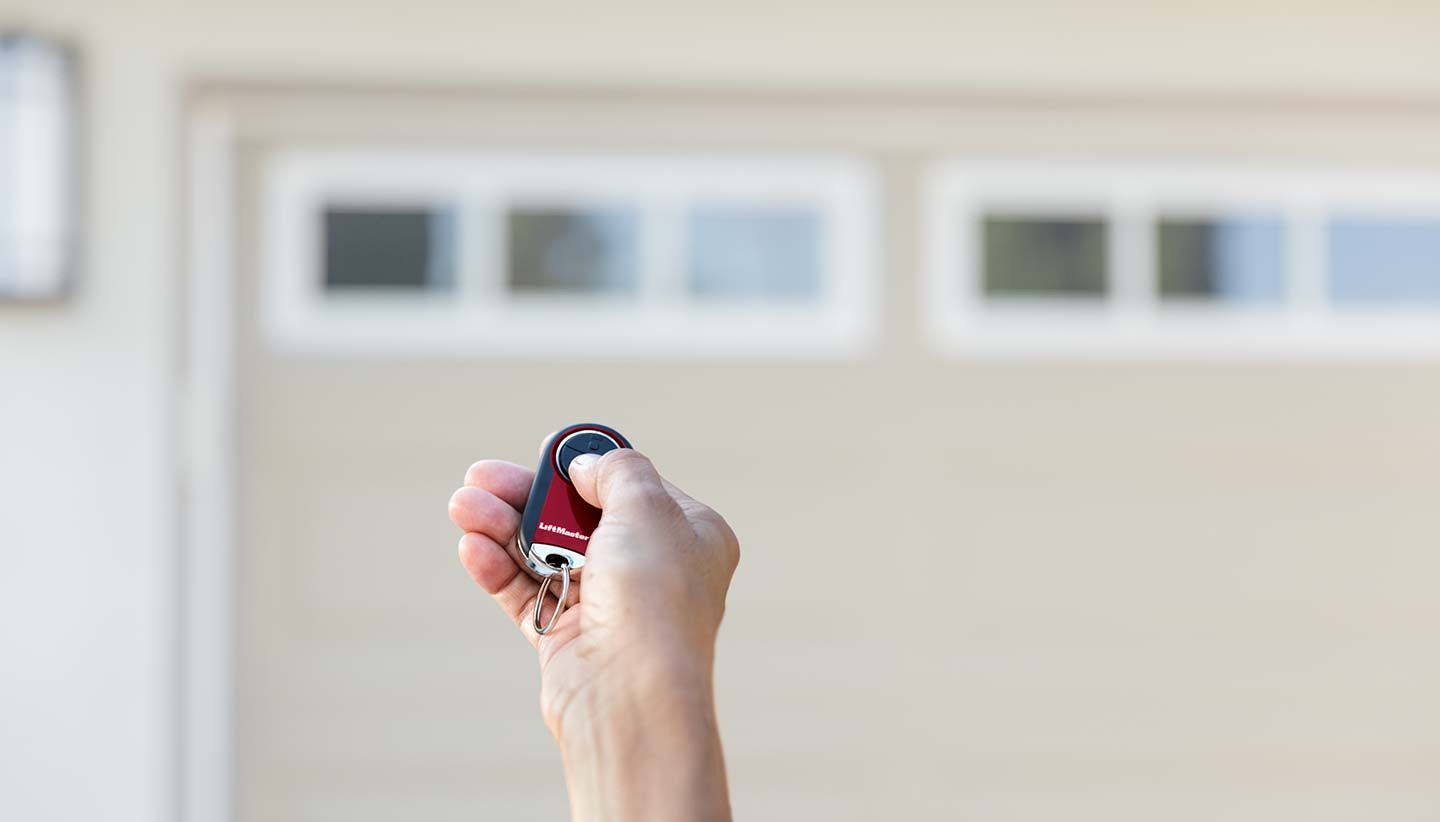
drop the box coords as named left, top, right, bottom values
left=924, top=161, right=1440, bottom=359
left=261, top=149, right=879, bottom=358
left=181, top=104, right=237, bottom=822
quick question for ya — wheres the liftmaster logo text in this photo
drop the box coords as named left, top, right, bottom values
left=538, top=522, right=589, bottom=541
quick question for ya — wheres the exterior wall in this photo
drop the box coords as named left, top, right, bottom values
left=4, top=2, right=1440, bottom=822
left=0, top=34, right=179, bottom=822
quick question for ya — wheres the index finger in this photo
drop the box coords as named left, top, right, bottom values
left=464, top=459, right=534, bottom=510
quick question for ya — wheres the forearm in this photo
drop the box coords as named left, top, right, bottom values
left=453, top=447, right=739, bottom=819
left=559, top=676, right=732, bottom=822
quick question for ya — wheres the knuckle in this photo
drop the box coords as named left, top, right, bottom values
left=598, top=449, right=667, bottom=503
left=722, top=527, right=741, bottom=570
left=697, top=505, right=739, bottom=551
left=601, top=448, right=654, bottom=477
left=634, top=482, right=673, bottom=508
left=689, top=503, right=740, bottom=570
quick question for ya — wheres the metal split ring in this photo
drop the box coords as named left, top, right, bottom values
left=532, top=559, right=571, bottom=636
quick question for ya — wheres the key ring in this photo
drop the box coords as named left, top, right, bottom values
left=532, top=558, right=571, bottom=636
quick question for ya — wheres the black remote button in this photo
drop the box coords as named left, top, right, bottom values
left=556, top=430, right=620, bottom=480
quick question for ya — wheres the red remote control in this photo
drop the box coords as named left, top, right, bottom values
left=517, top=423, right=631, bottom=580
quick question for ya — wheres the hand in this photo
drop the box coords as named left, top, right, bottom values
left=448, top=445, right=739, bottom=821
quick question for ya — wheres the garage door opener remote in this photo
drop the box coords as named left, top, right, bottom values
left=518, top=423, right=631, bottom=635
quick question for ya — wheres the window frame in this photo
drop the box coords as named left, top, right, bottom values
left=261, top=148, right=878, bottom=358
left=924, top=161, right=1440, bottom=358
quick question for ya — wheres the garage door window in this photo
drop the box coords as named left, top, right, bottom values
left=925, top=163, right=1440, bottom=356
left=263, top=150, right=876, bottom=357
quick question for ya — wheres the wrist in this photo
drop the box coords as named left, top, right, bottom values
left=554, top=659, right=729, bottom=822
left=552, top=648, right=715, bottom=743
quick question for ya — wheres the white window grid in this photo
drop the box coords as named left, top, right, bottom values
left=924, top=162, right=1440, bottom=358
left=261, top=149, right=878, bottom=358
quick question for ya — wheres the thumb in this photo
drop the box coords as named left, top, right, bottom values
left=566, top=448, right=677, bottom=518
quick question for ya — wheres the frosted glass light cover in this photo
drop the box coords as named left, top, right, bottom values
left=0, top=35, right=75, bottom=301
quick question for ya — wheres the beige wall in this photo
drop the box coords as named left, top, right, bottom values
left=4, top=2, right=1440, bottom=821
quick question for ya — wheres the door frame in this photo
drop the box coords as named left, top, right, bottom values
left=181, top=97, right=239, bottom=822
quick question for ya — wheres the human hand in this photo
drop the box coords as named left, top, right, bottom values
left=448, top=444, right=739, bottom=821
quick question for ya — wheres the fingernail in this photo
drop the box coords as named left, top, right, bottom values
left=569, top=453, right=599, bottom=472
